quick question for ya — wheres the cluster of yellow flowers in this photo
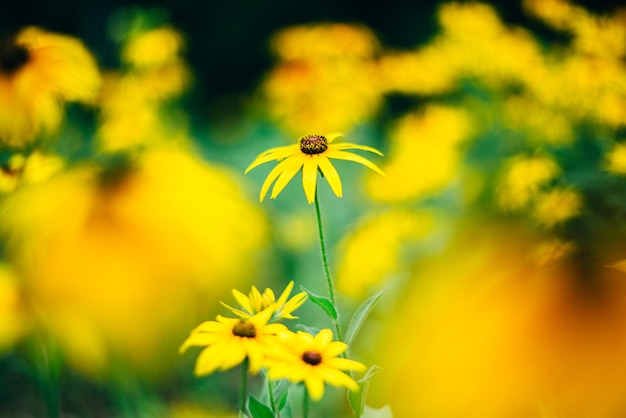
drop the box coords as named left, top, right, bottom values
left=180, top=282, right=365, bottom=402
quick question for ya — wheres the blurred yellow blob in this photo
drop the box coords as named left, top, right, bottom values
left=0, top=27, right=101, bottom=146
left=606, top=143, right=626, bottom=174
left=0, top=152, right=65, bottom=194
left=0, top=264, right=28, bottom=351
left=373, top=222, right=626, bottom=418
left=533, top=188, right=582, bottom=227
left=366, top=105, right=471, bottom=203
left=337, top=209, right=434, bottom=297
left=0, top=147, right=268, bottom=378
left=122, top=27, right=185, bottom=67
left=497, top=155, right=560, bottom=210
left=262, top=24, right=382, bottom=135
left=504, top=96, right=574, bottom=144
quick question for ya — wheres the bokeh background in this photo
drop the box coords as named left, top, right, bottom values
left=2, top=0, right=626, bottom=417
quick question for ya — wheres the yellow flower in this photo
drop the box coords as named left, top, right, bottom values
left=122, top=26, right=185, bottom=67
left=179, top=309, right=287, bottom=376
left=267, top=329, right=366, bottom=400
left=221, top=281, right=307, bottom=321
left=0, top=27, right=101, bottom=146
left=246, top=133, right=384, bottom=204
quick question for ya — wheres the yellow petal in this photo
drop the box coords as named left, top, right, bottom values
left=305, top=376, right=326, bottom=400
left=219, top=301, right=252, bottom=319
left=325, top=132, right=344, bottom=143
left=271, top=155, right=305, bottom=199
left=317, top=365, right=359, bottom=390
left=325, top=149, right=385, bottom=176
left=259, top=157, right=297, bottom=202
left=233, top=289, right=253, bottom=313
left=317, top=155, right=342, bottom=198
left=333, top=142, right=384, bottom=156
left=325, top=357, right=367, bottom=372
left=302, top=157, right=319, bottom=204
left=245, top=145, right=298, bottom=173
left=276, top=281, right=294, bottom=306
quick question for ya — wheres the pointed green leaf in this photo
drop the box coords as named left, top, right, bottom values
left=248, top=396, right=274, bottom=418
left=300, top=286, right=337, bottom=320
left=345, top=285, right=388, bottom=346
left=348, top=365, right=382, bottom=417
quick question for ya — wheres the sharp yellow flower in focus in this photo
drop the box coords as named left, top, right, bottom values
left=267, top=329, right=366, bottom=401
left=245, top=133, right=384, bottom=204
left=0, top=27, right=101, bottom=146
left=221, top=281, right=307, bottom=321
left=179, top=309, right=287, bottom=376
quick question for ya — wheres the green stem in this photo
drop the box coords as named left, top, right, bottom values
left=267, top=377, right=278, bottom=417
left=314, top=190, right=344, bottom=343
left=302, top=388, right=310, bottom=418
left=239, top=358, right=249, bottom=418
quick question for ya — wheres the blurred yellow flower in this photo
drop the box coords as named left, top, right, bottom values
left=246, top=133, right=383, bottom=204
left=262, top=23, right=382, bottom=135
left=0, top=147, right=268, bottom=377
left=366, top=105, right=471, bottom=203
left=533, top=188, right=582, bottom=227
left=179, top=309, right=287, bottom=376
left=267, top=329, right=365, bottom=401
left=0, top=264, right=28, bottom=351
left=221, top=280, right=307, bottom=321
left=0, top=27, right=100, bottom=146
left=606, top=143, right=626, bottom=174
left=498, top=155, right=560, bottom=210
left=337, top=209, right=435, bottom=297
left=122, top=26, right=185, bottom=67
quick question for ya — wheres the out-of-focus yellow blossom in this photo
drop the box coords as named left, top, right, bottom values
left=0, top=152, right=64, bottom=194
left=169, top=402, right=237, bottom=418
left=504, top=96, right=574, bottom=144
left=180, top=309, right=287, bottom=376
left=262, top=24, right=382, bottom=135
left=0, top=147, right=268, bottom=377
left=497, top=155, right=560, bottom=210
left=221, top=281, right=307, bottom=321
left=246, top=133, right=383, bottom=204
left=434, top=2, right=544, bottom=86
left=532, top=238, right=576, bottom=268
left=523, top=0, right=579, bottom=32
left=337, top=209, right=435, bottom=297
left=366, top=105, right=471, bottom=203
left=0, top=27, right=101, bottom=146
left=0, top=264, right=28, bottom=351
left=122, top=26, right=185, bottom=67
left=373, top=223, right=626, bottom=418
left=97, top=25, right=191, bottom=152
left=606, top=143, right=626, bottom=174
left=267, top=329, right=366, bottom=401
left=533, top=188, right=582, bottom=227
left=378, top=48, right=457, bottom=95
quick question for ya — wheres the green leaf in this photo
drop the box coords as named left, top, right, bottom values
left=361, top=405, right=393, bottom=418
left=345, top=285, right=388, bottom=346
left=248, top=396, right=274, bottom=418
left=348, top=365, right=382, bottom=417
left=300, top=286, right=337, bottom=320
left=294, top=323, right=321, bottom=336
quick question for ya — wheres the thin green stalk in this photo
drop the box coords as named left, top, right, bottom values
left=302, top=388, right=310, bottom=418
left=313, top=190, right=344, bottom=343
left=266, top=377, right=278, bottom=417
left=239, top=358, right=249, bottom=418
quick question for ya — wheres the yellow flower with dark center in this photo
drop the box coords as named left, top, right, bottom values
left=221, top=281, right=307, bottom=321
left=0, top=27, right=101, bottom=146
left=245, top=133, right=383, bottom=204
left=179, top=309, right=287, bottom=376
left=267, top=328, right=366, bottom=400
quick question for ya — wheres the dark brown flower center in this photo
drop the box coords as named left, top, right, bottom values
left=302, top=350, right=322, bottom=366
left=0, top=41, right=29, bottom=76
left=232, top=320, right=256, bottom=338
left=299, top=135, right=328, bottom=155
